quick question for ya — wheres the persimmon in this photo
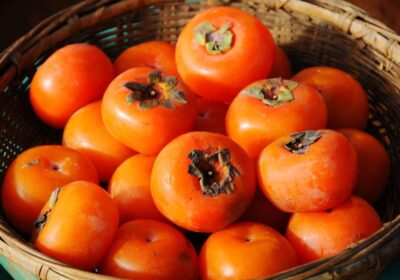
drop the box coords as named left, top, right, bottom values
left=269, top=47, right=292, bottom=79
left=1, top=145, right=98, bottom=235
left=176, top=6, right=275, bottom=102
left=292, top=66, right=369, bottom=129
left=99, top=219, right=199, bottom=280
left=108, top=154, right=167, bottom=224
left=151, top=131, right=256, bottom=232
left=258, top=129, right=357, bottom=212
left=63, top=101, right=136, bottom=183
left=30, top=43, right=114, bottom=128
left=199, top=222, right=299, bottom=279
left=114, top=41, right=178, bottom=76
left=226, top=78, right=327, bottom=158
left=338, top=128, right=390, bottom=203
left=286, top=196, right=383, bottom=263
left=33, top=181, right=119, bottom=271
left=102, top=68, right=197, bottom=155
left=240, top=186, right=290, bottom=233
left=194, top=97, right=228, bottom=134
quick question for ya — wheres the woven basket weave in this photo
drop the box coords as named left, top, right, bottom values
left=0, top=0, right=400, bottom=279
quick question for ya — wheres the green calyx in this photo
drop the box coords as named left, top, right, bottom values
left=283, top=131, right=323, bottom=155
left=124, top=71, right=187, bottom=110
left=188, top=148, right=240, bottom=196
left=244, top=78, right=298, bottom=106
left=194, top=22, right=233, bottom=55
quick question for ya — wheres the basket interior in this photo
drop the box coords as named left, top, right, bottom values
left=0, top=0, right=399, bottom=243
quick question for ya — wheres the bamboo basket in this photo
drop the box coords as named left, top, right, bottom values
left=0, top=0, right=400, bottom=279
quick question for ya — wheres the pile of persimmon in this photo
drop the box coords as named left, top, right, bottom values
left=0, top=5, right=390, bottom=280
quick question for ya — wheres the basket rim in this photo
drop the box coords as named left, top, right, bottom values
left=0, top=0, right=400, bottom=279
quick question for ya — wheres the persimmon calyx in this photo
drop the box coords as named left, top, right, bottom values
left=284, top=131, right=323, bottom=154
left=188, top=148, right=240, bottom=196
left=33, top=187, right=61, bottom=235
left=244, top=78, right=297, bottom=106
left=194, top=22, right=233, bottom=55
left=123, top=71, right=187, bottom=110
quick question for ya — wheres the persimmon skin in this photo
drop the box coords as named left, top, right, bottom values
left=286, top=196, right=383, bottom=263
left=101, top=67, right=197, bottom=155
left=199, top=222, right=299, bottom=280
left=176, top=6, right=275, bottom=102
left=240, top=186, right=290, bottom=233
left=33, top=181, right=119, bottom=271
left=63, top=101, right=136, bottom=183
left=114, top=41, right=178, bottom=76
left=258, top=129, right=357, bottom=212
left=269, top=47, right=292, bottom=79
left=194, top=97, right=228, bottom=134
left=151, top=132, right=256, bottom=232
left=108, top=154, right=167, bottom=224
left=338, top=128, right=390, bottom=203
left=226, top=80, right=327, bottom=158
left=30, top=43, right=114, bottom=128
left=292, top=66, right=369, bottom=129
left=99, top=219, right=199, bottom=280
left=1, top=145, right=98, bottom=235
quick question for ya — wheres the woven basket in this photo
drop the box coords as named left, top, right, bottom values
left=0, top=0, right=400, bottom=279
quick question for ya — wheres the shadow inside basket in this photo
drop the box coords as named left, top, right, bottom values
left=0, top=0, right=399, bottom=279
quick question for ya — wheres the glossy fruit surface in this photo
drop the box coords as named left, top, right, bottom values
left=30, top=43, right=114, bottom=128
left=63, top=101, right=135, bottom=183
left=100, top=219, right=199, bottom=280
left=226, top=79, right=327, bottom=158
left=176, top=6, right=275, bottom=102
left=199, top=222, right=299, bottom=279
left=2, top=145, right=98, bottom=234
left=102, top=67, right=197, bottom=155
left=258, top=129, right=357, bottom=212
left=33, top=181, right=119, bottom=271
left=292, top=66, right=369, bottom=129
left=286, top=196, right=383, bottom=263
left=151, top=131, right=256, bottom=232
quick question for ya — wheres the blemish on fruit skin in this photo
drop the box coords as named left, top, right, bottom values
left=179, top=251, right=192, bottom=263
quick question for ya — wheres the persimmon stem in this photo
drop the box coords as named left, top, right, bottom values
left=188, top=148, right=240, bottom=196
left=284, top=131, right=323, bottom=154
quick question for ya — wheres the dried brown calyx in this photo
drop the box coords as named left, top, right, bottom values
left=284, top=131, right=323, bottom=154
left=21, top=158, right=40, bottom=169
left=33, top=187, right=61, bottom=236
left=123, top=71, right=187, bottom=110
left=244, top=78, right=298, bottom=106
left=194, top=22, right=233, bottom=55
left=188, top=148, right=240, bottom=196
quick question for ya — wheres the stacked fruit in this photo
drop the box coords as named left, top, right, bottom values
left=1, top=6, right=390, bottom=280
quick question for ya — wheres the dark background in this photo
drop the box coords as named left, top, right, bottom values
left=0, top=0, right=399, bottom=52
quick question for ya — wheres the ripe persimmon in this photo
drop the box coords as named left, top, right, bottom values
left=99, top=219, right=199, bottom=280
left=258, top=129, right=357, bottom=212
left=292, top=66, right=369, bottom=129
left=338, top=128, right=390, bottom=203
left=176, top=6, right=275, bottom=102
left=108, top=154, right=167, bottom=224
left=199, top=222, right=299, bottom=279
left=226, top=78, right=327, bottom=158
left=286, top=196, right=382, bottom=263
left=194, top=97, right=228, bottom=134
left=102, top=68, right=197, bottom=155
left=151, top=131, right=256, bottom=232
left=269, top=47, right=292, bottom=79
left=63, top=101, right=136, bottom=183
